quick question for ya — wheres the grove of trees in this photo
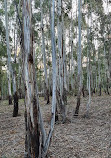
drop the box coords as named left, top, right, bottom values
left=0, top=0, right=111, bottom=157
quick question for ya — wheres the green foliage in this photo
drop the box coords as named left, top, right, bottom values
left=34, top=0, right=40, bottom=9
left=0, top=43, right=7, bottom=57
left=9, top=4, right=15, bottom=17
left=33, top=12, right=41, bottom=22
left=0, top=19, right=6, bottom=41
left=0, top=8, right=4, bottom=15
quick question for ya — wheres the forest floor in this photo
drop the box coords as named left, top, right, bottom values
left=0, top=95, right=111, bottom=158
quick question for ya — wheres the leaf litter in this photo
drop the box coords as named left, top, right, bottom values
left=0, top=95, right=111, bottom=158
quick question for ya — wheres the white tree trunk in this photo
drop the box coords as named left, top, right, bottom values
left=74, top=0, right=82, bottom=116
left=57, top=0, right=66, bottom=122
left=4, top=0, right=12, bottom=104
left=70, top=3, right=75, bottom=91
left=86, top=7, right=91, bottom=117
left=41, top=0, right=57, bottom=156
left=23, top=0, right=40, bottom=156
left=40, top=0, right=49, bottom=104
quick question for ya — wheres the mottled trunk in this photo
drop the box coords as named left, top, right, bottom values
left=18, top=53, right=23, bottom=99
left=41, top=0, right=57, bottom=156
left=74, top=0, right=82, bottom=116
left=4, top=0, right=12, bottom=105
left=70, top=0, right=75, bottom=91
left=40, top=0, right=49, bottom=104
left=86, top=7, right=91, bottom=117
left=23, top=0, right=40, bottom=157
left=57, top=0, right=66, bottom=122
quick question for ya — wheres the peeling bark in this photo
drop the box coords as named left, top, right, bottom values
left=57, top=0, right=66, bottom=122
left=74, top=0, right=82, bottom=116
left=23, top=0, right=40, bottom=156
left=40, top=0, right=50, bottom=104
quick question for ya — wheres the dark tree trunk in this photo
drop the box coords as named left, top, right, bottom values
left=19, top=88, right=22, bottom=99
left=99, top=84, right=101, bottom=96
left=82, top=85, right=85, bottom=97
left=55, top=106, right=59, bottom=122
left=106, top=85, right=110, bottom=95
left=63, top=88, right=67, bottom=105
left=9, top=95, right=12, bottom=105
left=44, top=83, right=50, bottom=104
left=24, top=109, right=28, bottom=158
left=56, top=88, right=66, bottom=123
left=25, top=97, right=40, bottom=158
left=91, top=87, right=93, bottom=96
left=74, top=92, right=81, bottom=116
left=49, top=86, right=52, bottom=96
left=46, top=89, right=50, bottom=104
left=13, top=92, right=18, bottom=117
left=44, top=82, right=47, bottom=101
left=106, top=77, right=110, bottom=95
left=93, top=87, right=95, bottom=93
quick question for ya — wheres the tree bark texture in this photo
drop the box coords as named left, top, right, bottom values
left=4, top=0, right=12, bottom=105
left=13, top=29, right=19, bottom=117
left=40, top=0, right=50, bottom=104
left=23, top=0, right=40, bottom=157
left=74, top=0, right=82, bottom=116
left=57, top=0, right=66, bottom=122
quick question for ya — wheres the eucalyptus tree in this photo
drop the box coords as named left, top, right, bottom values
left=85, top=0, right=91, bottom=117
left=74, top=0, right=82, bottom=116
left=40, top=0, right=50, bottom=104
left=42, top=0, right=57, bottom=155
left=70, top=12, right=75, bottom=91
left=4, top=0, right=12, bottom=105
left=0, top=18, right=7, bottom=100
left=22, top=0, right=57, bottom=156
left=12, top=28, right=19, bottom=117
left=57, top=0, right=66, bottom=122
left=22, top=0, right=40, bottom=156
left=4, top=0, right=19, bottom=116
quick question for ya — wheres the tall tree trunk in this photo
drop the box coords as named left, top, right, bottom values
left=4, top=0, right=12, bottom=105
left=85, top=2, right=91, bottom=117
left=74, top=0, right=82, bottom=116
left=23, top=0, right=40, bottom=157
left=57, top=0, right=66, bottom=123
left=108, top=47, right=111, bottom=80
left=86, top=27, right=91, bottom=117
left=70, top=0, right=75, bottom=91
left=13, top=29, right=18, bottom=117
left=98, top=52, right=101, bottom=96
left=5, top=0, right=18, bottom=116
left=41, top=0, right=57, bottom=156
left=40, top=0, right=49, bottom=104
left=18, top=63, right=22, bottom=99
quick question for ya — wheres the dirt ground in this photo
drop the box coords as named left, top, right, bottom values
left=0, top=95, right=111, bottom=158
